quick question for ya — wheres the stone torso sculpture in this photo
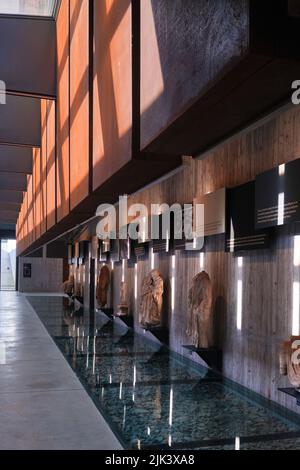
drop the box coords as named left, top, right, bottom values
left=139, top=270, right=164, bottom=328
left=96, top=265, right=110, bottom=308
left=279, top=336, right=300, bottom=389
left=186, top=271, right=214, bottom=349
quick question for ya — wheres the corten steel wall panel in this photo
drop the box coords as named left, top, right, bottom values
left=70, top=0, right=89, bottom=210
left=27, top=175, right=34, bottom=246
left=0, top=95, right=41, bottom=147
left=46, top=100, right=56, bottom=230
left=40, top=100, right=47, bottom=236
left=57, top=0, right=70, bottom=221
left=93, top=0, right=132, bottom=191
left=33, top=148, right=42, bottom=241
left=0, top=17, right=56, bottom=97
left=0, top=146, right=33, bottom=174
left=140, top=0, right=249, bottom=150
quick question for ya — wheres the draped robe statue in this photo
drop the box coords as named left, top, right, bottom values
left=63, top=274, right=75, bottom=296
left=139, top=270, right=164, bottom=328
left=116, top=281, right=129, bottom=316
left=96, top=265, right=110, bottom=308
left=186, top=271, right=214, bottom=348
left=279, top=336, right=300, bottom=389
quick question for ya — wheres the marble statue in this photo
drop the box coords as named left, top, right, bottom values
left=63, top=274, right=74, bottom=296
left=279, top=336, right=300, bottom=389
left=139, top=270, right=164, bottom=328
left=96, top=265, right=110, bottom=308
left=115, top=281, right=129, bottom=316
left=186, top=271, right=214, bottom=349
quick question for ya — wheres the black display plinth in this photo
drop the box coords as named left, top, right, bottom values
left=182, top=345, right=222, bottom=371
left=97, top=307, right=114, bottom=319
left=114, top=314, right=134, bottom=328
left=73, top=295, right=84, bottom=306
left=278, top=387, right=300, bottom=406
left=142, top=325, right=169, bottom=345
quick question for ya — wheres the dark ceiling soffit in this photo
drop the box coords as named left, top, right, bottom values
left=0, top=16, right=56, bottom=98
left=0, top=95, right=41, bottom=147
left=0, top=145, right=33, bottom=174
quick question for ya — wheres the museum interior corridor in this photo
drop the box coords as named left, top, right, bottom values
left=1, top=0, right=300, bottom=453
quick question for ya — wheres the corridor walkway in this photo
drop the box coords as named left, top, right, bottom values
left=0, top=291, right=122, bottom=450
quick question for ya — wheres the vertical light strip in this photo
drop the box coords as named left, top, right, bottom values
left=293, top=282, right=300, bottom=336
left=294, top=236, right=300, bottom=267
left=119, top=382, right=123, bottom=400
left=122, top=259, right=126, bottom=282
left=111, top=261, right=114, bottom=271
left=151, top=247, right=155, bottom=270
left=134, top=263, right=138, bottom=300
left=235, top=436, right=240, bottom=451
left=200, top=252, right=205, bottom=271
left=237, top=257, right=243, bottom=331
left=237, top=280, right=243, bottom=331
left=277, top=192, right=285, bottom=226
left=171, top=255, right=176, bottom=311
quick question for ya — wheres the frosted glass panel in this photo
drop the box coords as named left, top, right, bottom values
left=0, top=0, right=56, bottom=17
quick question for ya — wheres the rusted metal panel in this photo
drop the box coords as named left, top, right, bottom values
left=70, top=0, right=89, bottom=210
left=57, top=0, right=70, bottom=221
left=46, top=99, right=56, bottom=230
left=93, top=0, right=132, bottom=191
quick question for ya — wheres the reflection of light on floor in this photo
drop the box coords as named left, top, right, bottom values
left=171, top=255, right=176, bottom=311
left=169, top=387, right=173, bottom=427
left=237, top=257, right=243, bottom=331
left=235, top=436, right=240, bottom=450
left=293, top=282, right=300, bottom=336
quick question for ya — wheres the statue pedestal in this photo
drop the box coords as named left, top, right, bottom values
left=114, top=312, right=134, bottom=329
left=278, top=387, right=300, bottom=406
left=182, top=345, right=222, bottom=371
left=141, top=325, right=169, bottom=346
left=97, top=307, right=114, bottom=319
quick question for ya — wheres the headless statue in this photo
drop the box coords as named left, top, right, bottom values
left=279, top=336, right=300, bottom=389
left=139, top=270, right=164, bottom=328
left=186, top=271, right=214, bottom=349
left=96, top=265, right=110, bottom=308
left=63, top=274, right=75, bottom=296
left=116, top=281, right=129, bottom=316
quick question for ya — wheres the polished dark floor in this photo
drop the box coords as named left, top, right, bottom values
left=27, top=295, right=300, bottom=450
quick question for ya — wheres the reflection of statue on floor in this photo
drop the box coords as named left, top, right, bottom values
left=63, top=274, right=75, bottom=296
left=280, top=336, right=300, bottom=390
left=186, top=271, right=213, bottom=349
left=96, top=265, right=110, bottom=308
left=139, top=270, right=164, bottom=328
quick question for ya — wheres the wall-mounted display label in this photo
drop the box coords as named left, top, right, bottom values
left=23, top=263, right=32, bottom=278
left=226, top=181, right=270, bottom=252
left=255, top=159, right=300, bottom=229
left=194, top=187, right=226, bottom=237
left=109, top=238, right=120, bottom=263
left=134, top=241, right=149, bottom=260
